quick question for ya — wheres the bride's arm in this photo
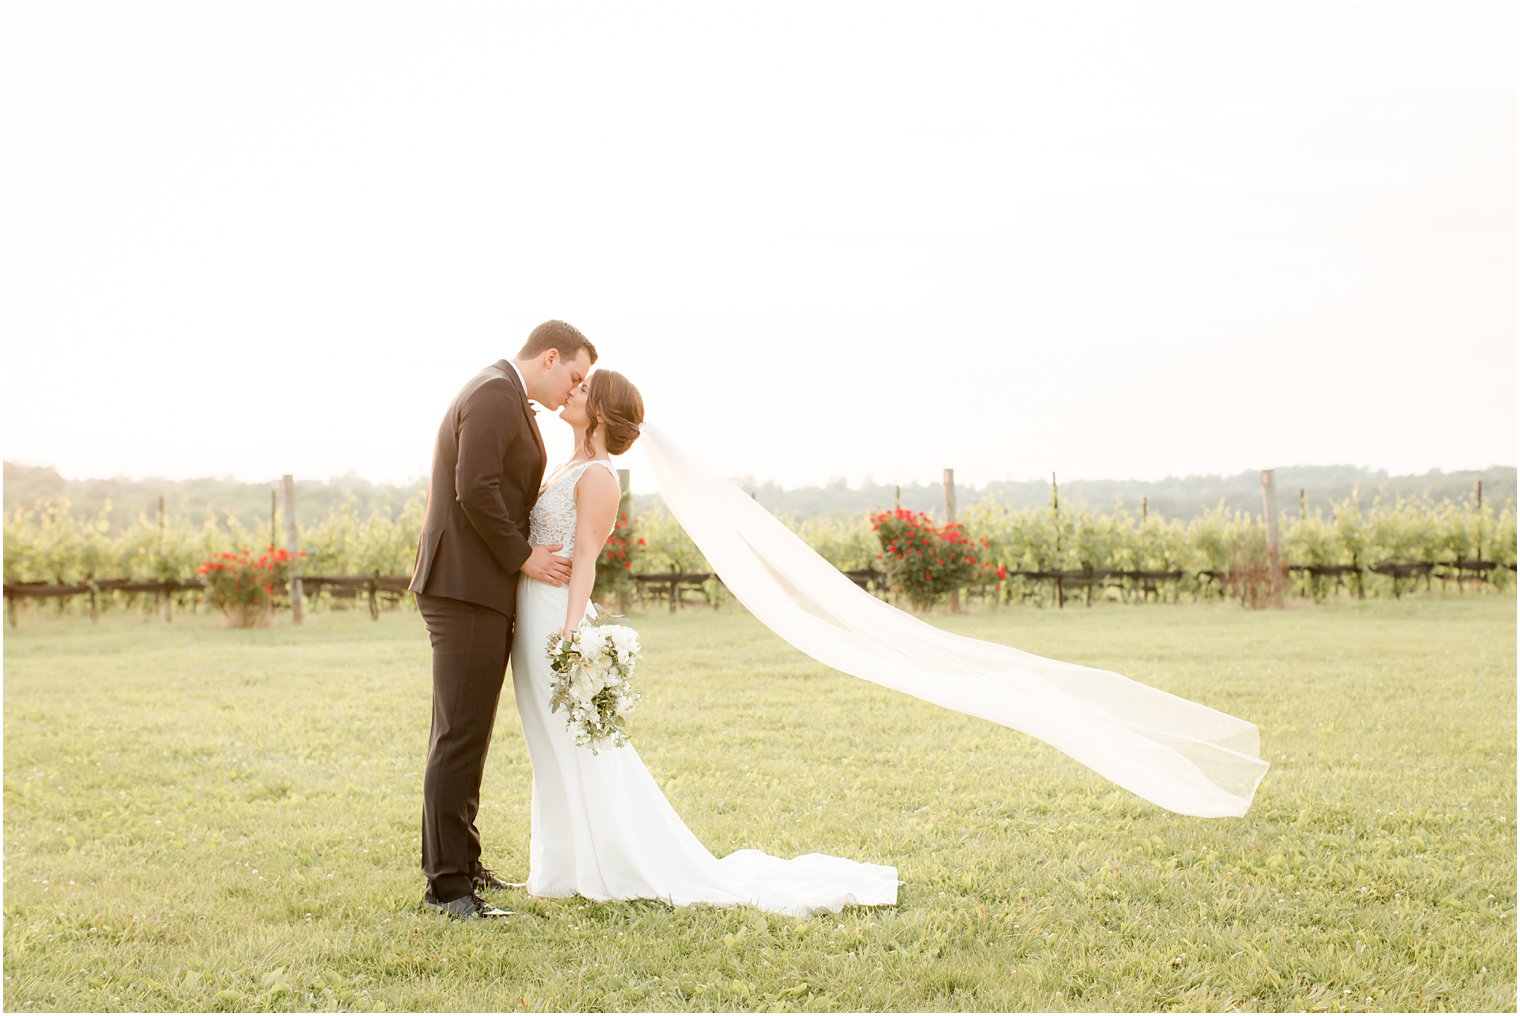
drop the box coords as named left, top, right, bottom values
left=560, top=466, right=622, bottom=638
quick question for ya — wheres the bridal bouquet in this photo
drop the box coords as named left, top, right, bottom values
left=546, top=623, right=643, bottom=753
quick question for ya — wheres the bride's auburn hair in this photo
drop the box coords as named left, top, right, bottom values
left=584, top=370, right=644, bottom=457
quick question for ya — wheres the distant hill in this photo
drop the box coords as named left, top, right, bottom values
left=5, top=460, right=1512, bottom=531
left=2, top=462, right=428, bottom=530
left=644, top=464, right=1514, bottom=523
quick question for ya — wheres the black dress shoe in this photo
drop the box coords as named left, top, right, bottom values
left=473, top=866, right=515, bottom=893
left=422, top=892, right=512, bottom=920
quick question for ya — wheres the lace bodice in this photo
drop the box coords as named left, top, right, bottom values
left=529, top=459, right=619, bottom=557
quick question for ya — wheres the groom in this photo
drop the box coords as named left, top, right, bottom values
left=409, top=320, right=598, bottom=919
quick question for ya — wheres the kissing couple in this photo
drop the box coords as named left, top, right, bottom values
left=408, top=320, right=1270, bottom=921
left=407, top=320, right=900, bottom=919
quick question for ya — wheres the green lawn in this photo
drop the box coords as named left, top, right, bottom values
left=4, top=597, right=1515, bottom=1012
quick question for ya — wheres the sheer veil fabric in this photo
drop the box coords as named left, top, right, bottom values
left=638, top=424, right=1268, bottom=819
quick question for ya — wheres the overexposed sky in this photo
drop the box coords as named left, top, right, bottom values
left=2, top=0, right=1514, bottom=493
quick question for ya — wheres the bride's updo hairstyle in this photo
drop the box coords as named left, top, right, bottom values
left=584, top=370, right=644, bottom=457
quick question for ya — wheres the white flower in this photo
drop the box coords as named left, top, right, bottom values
left=546, top=621, right=643, bottom=754
left=569, top=667, right=599, bottom=705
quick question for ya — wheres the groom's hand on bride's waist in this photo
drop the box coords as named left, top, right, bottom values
left=522, top=544, right=572, bottom=586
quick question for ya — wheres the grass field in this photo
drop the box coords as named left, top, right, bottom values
left=4, top=596, right=1515, bottom=1012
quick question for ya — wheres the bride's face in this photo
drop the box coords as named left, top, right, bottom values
left=559, top=379, right=591, bottom=429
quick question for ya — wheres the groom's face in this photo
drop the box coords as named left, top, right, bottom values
left=542, top=349, right=593, bottom=410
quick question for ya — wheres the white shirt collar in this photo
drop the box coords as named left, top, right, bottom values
left=507, top=360, right=530, bottom=402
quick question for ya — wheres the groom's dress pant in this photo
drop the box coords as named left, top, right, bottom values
left=417, top=592, right=512, bottom=902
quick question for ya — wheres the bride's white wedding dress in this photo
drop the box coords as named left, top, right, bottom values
left=510, top=459, right=899, bottom=917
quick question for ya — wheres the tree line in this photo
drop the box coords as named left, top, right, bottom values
left=5, top=460, right=1514, bottom=531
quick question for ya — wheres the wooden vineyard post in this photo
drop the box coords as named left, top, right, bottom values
left=158, top=494, right=172, bottom=621
left=617, top=468, right=632, bottom=614
left=282, top=474, right=305, bottom=625
left=1051, top=472, right=1064, bottom=609
left=1261, top=469, right=1284, bottom=608
left=1475, top=479, right=1483, bottom=574
left=1298, top=488, right=1309, bottom=598
left=270, top=488, right=278, bottom=554
left=944, top=468, right=961, bottom=614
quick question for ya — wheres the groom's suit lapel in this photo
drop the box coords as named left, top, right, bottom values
left=496, top=359, right=547, bottom=480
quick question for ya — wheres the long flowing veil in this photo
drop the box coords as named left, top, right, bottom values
left=637, top=423, right=1268, bottom=818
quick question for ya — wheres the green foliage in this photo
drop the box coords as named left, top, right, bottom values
left=794, top=514, right=878, bottom=572
left=1490, top=506, right=1517, bottom=568
left=636, top=505, right=709, bottom=574
left=4, top=489, right=1516, bottom=615
left=301, top=497, right=423, bottom=577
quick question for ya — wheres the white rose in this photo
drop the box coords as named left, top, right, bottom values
left=570, top=667, right=598, bottom=705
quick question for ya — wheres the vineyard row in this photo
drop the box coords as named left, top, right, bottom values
left=4, top=488, right=1514, bottom=619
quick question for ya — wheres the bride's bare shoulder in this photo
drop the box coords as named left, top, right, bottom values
left=573, top=461, right=620, bottom=501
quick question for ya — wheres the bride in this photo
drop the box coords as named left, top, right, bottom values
left=510, top=368, right=1267, bottom=916
left=510, top=370, right=900, bottom=916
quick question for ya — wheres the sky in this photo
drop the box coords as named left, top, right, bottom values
left=2, top=0, right=1514, bottom=494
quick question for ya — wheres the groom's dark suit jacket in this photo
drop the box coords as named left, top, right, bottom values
left=409, top=360, right=547, bottom=618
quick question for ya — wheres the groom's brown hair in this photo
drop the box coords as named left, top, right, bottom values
left=518, top=320, right=598, bottom=364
